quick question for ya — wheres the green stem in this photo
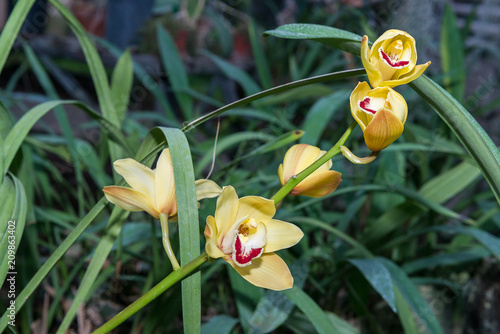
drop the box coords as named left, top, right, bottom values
left=159, top=213, right=181, bottom=270
left=271, top=121, right=358, bottom=205
left=182, top=68, right=365, bottom=132
left=92, top=252, right=209, bottom=334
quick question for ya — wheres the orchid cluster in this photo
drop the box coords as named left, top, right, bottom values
left=102, top=29, right=429, bottom=292
left=344, top=29, right=430, bottom=163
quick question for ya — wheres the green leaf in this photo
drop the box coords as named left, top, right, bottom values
left=264, top=24, right=362, bottom=54
left=111, top=50, right=133, bottom=123
left=201, top=315, right=239, bottom=334
left=441, top=4, right=466, bottom=102
left=201, top=51, right=261, bottom=96
left=2, top=100, right=132, bottom=175
left=158, top=127, right=201, bottom=334
left=95, top=36, right=177, bottom=121
left=0, top=196, right=108, bottom=332
left=0, top=0, right=36, bottom=74
left=0, top=174, right=27, bottom=288
left=57, top=207, right=129, bottom=333
left=394, top=287, right=419, bottom=334
left=300, top=90, right=349, bottom=146
left=49, top=0, right=123, bottom=167
left=380, top=258, right=444, bottom=334
left=410, top=76, right=500, bottom=206
left=283, top=286, right=341, bottom=334
left=349, top=258, right=396, bottom=313
left=248, top=259, right=310, bottom=333
left=402, top=247, right=490, bottom=274
left=419, top=161, right=481, bottom=203
left=249, top=20, right=273, bottom=89
left=326, top=312, right=358, bottom=334
left=157, top=26, right=193, bottom=119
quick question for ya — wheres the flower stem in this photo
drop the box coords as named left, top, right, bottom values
left=92, top=252, right=209, bottom=334
left=159, top=213, right=181, bottom=270
left=271, top=121, right=358, bottom=205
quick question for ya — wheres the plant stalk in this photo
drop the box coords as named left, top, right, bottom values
left=92, top=252, right=209, bottom=334
left=271, top=121, right=357, bottom=204
left=159, top=213, right=181, bottom=270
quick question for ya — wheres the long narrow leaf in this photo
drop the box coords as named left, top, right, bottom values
left=159, top=127, right=201, bottom=334
left=157, top=26, right=193, bottom=119
left=0, top=0, right=36, bottom=74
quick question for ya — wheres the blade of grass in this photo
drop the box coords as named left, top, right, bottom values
left=349, top=259, right=396, bottom=313
left=380, top=258, right=444, bottom=334
left=283, top=286, right=341, bottom=334
left=57, top=207, right=129, bottom=333
left=249, top=20, right=272, bottom=89
left=48, top=0, right=123, bottom=169
left=410, top=76, right=500, bottom=206
left=94, top=36, right=177, bottom=122
left=157, top=26, right=193, bottom=120
left=0, top=174, right=27, bottom=287
left=441, top=4, right=466, bottom=102
left=0, top=0, right=36, bottom=74
left=110, top=50, right=133, bottom=123
left=2, top=100, right=133, bottom=175
left=159, top=127, right=201, bottom=334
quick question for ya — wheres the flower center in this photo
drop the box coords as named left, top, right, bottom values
left=379, top=40, right=410, bottom=68
left=231, top=218, right=267, bottom=267
left=359, top=97, right=391, bottom=115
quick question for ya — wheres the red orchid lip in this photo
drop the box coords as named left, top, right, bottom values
left=379, top=48, right=410, bottom=68
left=232, top=234, right=264, bottom=267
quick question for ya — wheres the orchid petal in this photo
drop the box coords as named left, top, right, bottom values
left=195, top=179, right=222, bottom=200
left=154, top=149, right=177, bottom=216
left=291, top=170, right=342, bottom=198
left=364, top=108, right=404, bottom=151
left=235, top=196, right=276, bottom=223
left=103, top=186, right=157, bottom=218
left=226, top=253, right=294, bottom=291
left=264, top=219, right=304, bottom=253
left=214, top=186, right=239, bottom=242
left=205, top=215, right=225, bottom=259
left=113, top=158, right=155, bottom=198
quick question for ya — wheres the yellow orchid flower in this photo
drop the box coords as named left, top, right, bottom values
left=361, top=29, right=430, bottom=88
left=103, top=148, right=221, bottom=220
left=204, top=186, right=304, bottom=291
left=350, top=81, right=407, bottom=152
left=278, top=144, right=342, bottom=198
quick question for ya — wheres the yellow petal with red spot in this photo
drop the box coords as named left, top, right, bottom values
left=226, top=253, right=293, bottom=291
left=361, top=30, right=429, bottom=88
left=103, top=186, right=157, bottom=218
